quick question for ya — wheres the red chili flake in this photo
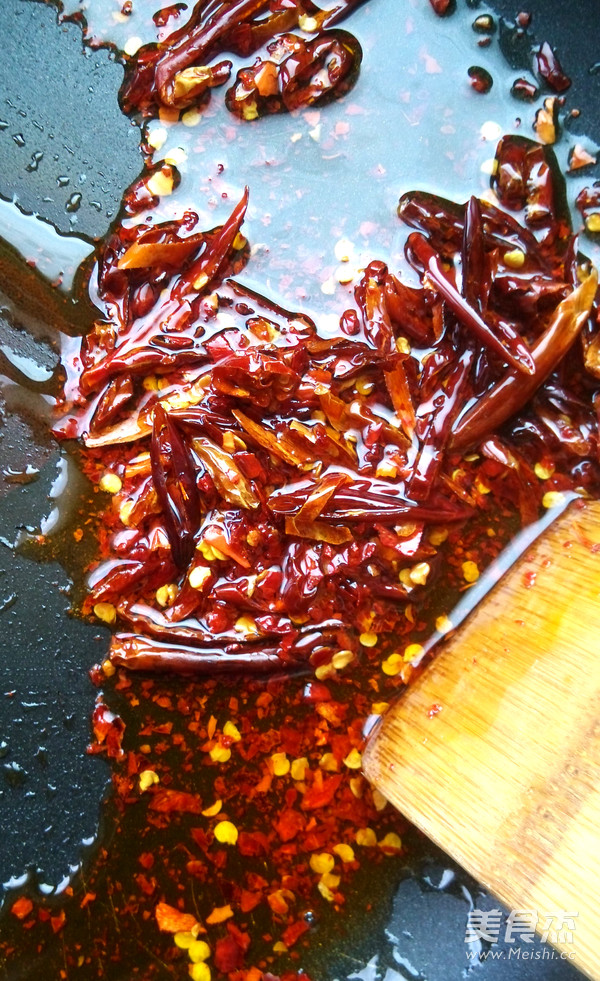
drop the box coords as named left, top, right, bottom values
left=240, top=889, right=262, bottom=913
left=535, top=41, right=571, bottom=93
left=155, top=902, right=201, bottom=934
left=428, top=703, right=443, bottom=718
left=302, top=681, right=332, bottom=703
left=238, top=831, right=270, bottom=857
left=282, top=919, right=310, bottom=948
left=275, top=808, right=306, bottom=842
left=147, top=788, right=204, bottom=813
left=301, top=773, right=343, bottom=810
left=10, top=897, right=33, bottom=920
left=88, top=699, right=125, bottom=760
left=214, top=923, right=251, bottom=973
left=50, top=910, right=66, bottom=934
left=429, top=0, right=452, bottom=14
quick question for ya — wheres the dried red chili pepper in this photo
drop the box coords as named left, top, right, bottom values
left=121, top=0, right=363, bottom=114
left=225, top=30, right=361, bottom=119
left=451, top=272, right=598, bottom=450
left=150, top=402, right=200, bottom=569
left=57, top=132, right=600, bottom=688
left=406, top=231, right=535, bottom=374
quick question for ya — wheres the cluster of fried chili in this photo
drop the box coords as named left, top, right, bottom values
left=55, top=133, right=599, bottom=689
left=120, top=0, right=364, bottom=116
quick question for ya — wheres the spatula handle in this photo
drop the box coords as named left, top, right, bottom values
left=364, top=500, right=600, bottom=980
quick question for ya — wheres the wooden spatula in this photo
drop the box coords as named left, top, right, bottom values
left=363, top=499, right=600, bottom=981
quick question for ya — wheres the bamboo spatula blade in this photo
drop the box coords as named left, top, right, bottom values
left=363, top=500, right=600, bottom=980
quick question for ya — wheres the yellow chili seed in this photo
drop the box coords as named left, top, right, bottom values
left=462, top=560, right=480, bottom=583
left=242, top=101, right=259, bottom=121
left=174, top=931, right=196, bottom=949
left=147, top=127, right=167, bottom=151
left=371, top=701, right=389, bottom=715
left=376, top=459, right=398, bottom=479
left=94, top=602, right=116, bottom=625
left=214, top=821, right=238, bottom=846
left=542, top=490, right=566, bottom=509
left=314, top=662, right=335, bottom=681
left=156, top=584, right=177, bottom=608
left=320, top=871, right=340, bottom=890
left=139, top=770, right=159, bottom=792
left=355, top=827, right=377, bottom=847
left=334, top=238, right=354, bottom=262
left=201, top=800, right=222, bottom=817
left=223, top=721, right=241, bottom=742
left=310, top=853, right=335, bottom=875
left=585, top=213, right=600, bottom=234
left=189, top=565, right=211, bottom=590
left=234, top=616, right=258, bottom=635
left=99, top=472, right=122, bottom=494
left=209, top=744, right=231, bottom=763
left=181, top=107, right=202, bottom=127
left=381, top=653, right=403, bottom=676
left=271, top=752, right=290, bottom=776
left=119, top=499, right=134, bottom=525
left=435, top=615, right=453, bottom=635
left=379, top=832, right=402, bottom=851
left=317, top=881, right=335, bottom=902
left=359, top=631, right=378, bottom=647
left=343, top=748, right=362, bottom=770
left=101, top=659, right=115, bottom=678
left=372, top=788, right=388, bottom=811
left=349, top=776, right=364, bottom=798
left=298, top=13, right=319, bottom=31
left=332, top=649, right=354, bottom=671
left=124, top=35, right=143, bottom=55
left=188, top=940, right=211, bottom=963
left=355, top=377, right=374, bottom=396
left=409, top=562, right=430, bottom=586
left=428, top=527, right=448, bottom=546
left=290, top=757, right=309, bottom=781
left=534, top=461, right=555, bottom=480
left=333, top=843, right=355, bottom=863
left=146, top=169, right=174, bottom=197
left=189, top=963, right=211, bottom=981
left=503, top=248, right=526, bottom=269
left=403, top=643, right=425, bottom=663
left=319, top=752, right=339, bottom=772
